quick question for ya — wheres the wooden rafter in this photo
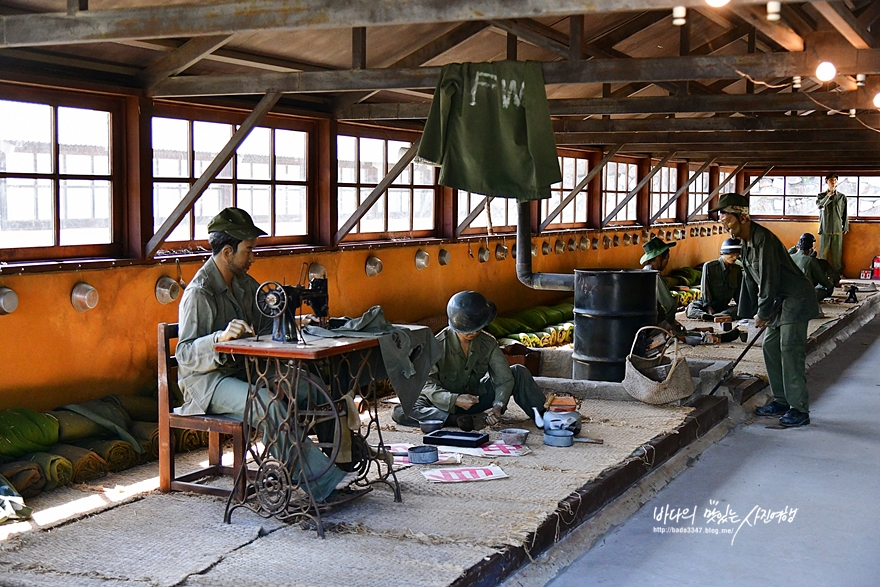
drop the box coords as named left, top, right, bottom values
left=813, top=1, right=877, bottom=49
left=138, top=34, right=233, bottom=89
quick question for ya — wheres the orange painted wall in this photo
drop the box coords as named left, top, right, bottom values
left=0, top=220, right=768, bottom=412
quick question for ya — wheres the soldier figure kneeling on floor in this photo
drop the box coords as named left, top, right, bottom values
left=392, top=291, right=546, bottom=431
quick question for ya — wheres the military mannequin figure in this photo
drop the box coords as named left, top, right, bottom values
left=391, top=291, right=547, bottom=431
left=790, top=233, right=834, bottom=302
left=710, top=194, right=819, bottom=428
left=685, top=238, right=743, bottom=321
left=816, top=173, right=848, bottom=273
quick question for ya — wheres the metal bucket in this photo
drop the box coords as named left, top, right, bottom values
left=572, top=269, right=657, bottom=382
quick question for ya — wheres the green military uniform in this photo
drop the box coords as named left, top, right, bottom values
left=177, top=257, right=344, bottom=500
left=739, top=222, right=820, bottom=414
left=816, top=189, right=848, bottom=272
left=790, top=250, right=834, bottom=302
left=391, top=327, right=546, bottom=427
left=685, top=257, right=742, bottom=320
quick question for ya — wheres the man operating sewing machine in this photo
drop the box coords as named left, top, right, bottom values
left=175, top=207, right=354, bottom=501
left=391, top=291, right=547, bottom=431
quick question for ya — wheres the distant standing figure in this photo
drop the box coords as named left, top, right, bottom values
left=816, top=173, right=848, bottom=273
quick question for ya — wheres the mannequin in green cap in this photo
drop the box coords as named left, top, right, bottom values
left=176, top=207, right=354, bottom=500
left=816, top=173, right=848, bottom=273
left=710, top=194, right=819, bottom=428
left=640, top=237, right=738, bottom=345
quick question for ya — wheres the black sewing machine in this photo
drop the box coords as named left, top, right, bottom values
left=255, top=278, right=329, bottom=343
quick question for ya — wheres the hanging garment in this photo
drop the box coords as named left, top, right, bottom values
left=418, top=61, right=561, bottom=202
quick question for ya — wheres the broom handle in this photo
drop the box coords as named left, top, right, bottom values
left=708, top=306, right=781, bottom=396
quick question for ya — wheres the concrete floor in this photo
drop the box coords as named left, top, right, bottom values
left=543, top=314, right=880, bottom=587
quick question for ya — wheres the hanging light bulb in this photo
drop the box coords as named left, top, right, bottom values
left=767, top=1, right=781, bottom=21
left=792, top=75, right=802, bottom=89
left=857, top=74, right=866, bottom=87
left=706, top=0, right=730, bottom=6
left=873, top=93, right=880, bottom=109
left=672, top=6, right=687, bottom=26
left=815, top=61, right=837, bottom=82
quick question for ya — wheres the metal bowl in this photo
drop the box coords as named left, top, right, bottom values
left=71, top=282, right=99, bottom=313
left=500, top=428, right=529, bottom=446
left=408, top=445, right=439, bottom=464
left=543, top=429, right=574, bottom=447
left=365, top=255, right=383, bottom=277
left=0, top=287, right=19, bottom=315
left=419, top=419, right=444, bottom=434
left=478, top=246, right=490, bottom=263
left=415, top=249, right=430, bottom=270
left=495, top=243, right=509, bottom=261
left=155, top=276, right=181, bottom=305
left=438, top=248, right=451, bottom=265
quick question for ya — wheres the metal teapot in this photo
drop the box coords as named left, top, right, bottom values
left=533, top=407, right=582, bottom=435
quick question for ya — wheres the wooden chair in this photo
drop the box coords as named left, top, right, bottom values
left=158, top=322, right=247, bottom=499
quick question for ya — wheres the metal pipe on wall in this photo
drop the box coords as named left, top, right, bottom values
left=515, top=201, right=574, bottom=291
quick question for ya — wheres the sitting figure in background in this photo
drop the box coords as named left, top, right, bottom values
left=640, top=237, right=739, bottom=346
left=790, top=233, right=835, bottom=302
left=391, top=291, right=546, bottom=431
left=686, top=238, right=743, bottom=321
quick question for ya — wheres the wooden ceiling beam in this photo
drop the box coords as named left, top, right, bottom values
left=555, top=129, right=880, bottom=145
left=729, top=5, right=804, bottom=51
left=553, top=114, right=880, bottom=132
left=138, top=34, right=232, bottom=89
left=812, top=1, right=877, bottom=49
left=151, top=47, right=880, bottom=97
left=0, top=1, right=798, bottom=49
left=615, top=141, right=871, bottom=152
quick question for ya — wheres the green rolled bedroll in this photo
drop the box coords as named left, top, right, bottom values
left=48, top=444, right=108, bottom=484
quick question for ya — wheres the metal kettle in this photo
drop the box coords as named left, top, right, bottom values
left=533, top=407, right=582, bottom=435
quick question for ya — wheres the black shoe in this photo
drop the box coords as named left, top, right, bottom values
left=755, top=401, right=789, bottom=416
left=779, top=409, right=810, bottom=428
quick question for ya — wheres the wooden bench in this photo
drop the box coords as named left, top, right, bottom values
left=157, top=322, right=246, bottom=499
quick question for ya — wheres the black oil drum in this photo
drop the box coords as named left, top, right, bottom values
left=572, top=269, right=657, bottom=382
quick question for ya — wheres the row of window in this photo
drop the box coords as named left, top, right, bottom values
left=1, top=94, right=875, bottom=257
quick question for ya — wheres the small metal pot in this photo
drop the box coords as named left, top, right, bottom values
left=555, top=240, right=565, bottom=254
left=408, top=445, right=439, bottom=464
left=579, top=236, right=589, bottom=251
left=71, top=282, right=99, bottom=313
left=568, top=238, right=577, bottom=252
left=543, top=429, right=574, bottom=447
left=415, top=249, right=430, bottom=270
left=155, top=276, right=181, bottom=305
left=478, top=246, right=490, bottom=263
left=541, top=241, right=551, bottom=255
left=438, top=249, right=451, bottom=265
left=0, top=287, right=19, bottom=315
left=495, top=243, right=509, bottom=261
left=365, top=255, right=383, bottom=277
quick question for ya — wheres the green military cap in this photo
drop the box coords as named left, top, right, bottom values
left=707, top=193, right=749, bottom=214
left=207, top=207, right=267, bottom=240
left=639, top=236, right=675, bottom=265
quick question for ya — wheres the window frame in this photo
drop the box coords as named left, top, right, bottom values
left=0, top=83, right=125, bottom=262
left=649, top=164, right=678, bottom=223
left=601, top=156, right=640, bottom=225
left=150, top=102, right=319, bottom=251
left=335, top=124, right=437, bottom=242
left=747, top=173, right=880, bottom=220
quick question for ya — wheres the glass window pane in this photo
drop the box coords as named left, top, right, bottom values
left=237, top=184, right=271, bottom=232
left=193, top=121, right=232, bottom=179
left=153, top=182, right=191, bottom=241
left=152, top=117, right=189, bottom=178
left=387, top=188, right=411, bottom=232
left=338, top=186, right=358, bottom=232
left=413, top=189, right=434, bottom=230
left=337, top=135, right=357, bottom=183
left=562, top=157, right=575, bottom=189
left=276, top=185, right=307, bottom=235
left=0, top=100, right=53, bottom=174
left=838, top=176, right=857, bottom=195
left=58, top=107, right=110, bottom=176
left=276, top=129, right=307, bottom=181
left=413, top=159, right=435, bottom=185
left=59, top=179, right=111, bottom=245
left=489, top=195, right=509, bottom=226
left=388, top=140, right=412, bottom=185
left=0, top=178, right=54, bottom=248
left=236, top=126, right=270, bottom=181
left=359, top=138, right=384, bottom=184
left=359, top=188, right=385, bottom=233
left=194, top=183, right=233, bottom=240
left=750, top=195, right=783, bottom=216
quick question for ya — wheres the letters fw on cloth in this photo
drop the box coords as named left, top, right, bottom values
left=418, top=61, right=562, bottom=202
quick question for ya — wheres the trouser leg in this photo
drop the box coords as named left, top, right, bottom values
left=685, top=300, right=708, bottom=320
left=391, top=395, right=450, bottom=427
left=208, top=374, right=344, bottom=501
left=483, top=365, right=546, bottom=416
left=779, top=322, right=809, bottom=413
left=762, top=325, right=788, bottom=406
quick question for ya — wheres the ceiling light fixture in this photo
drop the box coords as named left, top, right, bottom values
left=706, top=0, right=730, bottom=7
left=767, top=1, right=781, bottom=21
left=873, top=93, right=880, bottom=109
left=850, top=109, right=857, bottom=118
left=857, top=74, right=866, bottom=87
left=815, top=61, right=837, bottom=82
left=672, top=6, right=687, bottom=26
left=792, top=75, right=802, bottom=89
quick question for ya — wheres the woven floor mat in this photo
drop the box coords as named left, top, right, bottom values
left=0, top=568, right=150, bottom=587
left=184, top=524, right=494, bottom=587
left=0, top=494, right=265, bottom=587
